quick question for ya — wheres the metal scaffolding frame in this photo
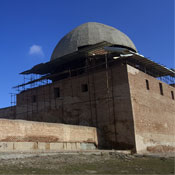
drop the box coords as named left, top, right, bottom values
left=8, top=54, right=174, bottom=120
left=4, top=53, right=174, bottom=149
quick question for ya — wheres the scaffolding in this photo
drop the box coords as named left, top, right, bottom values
left=0, top=52, right=172, bottom=148
left=8, top=53, right=174, bottom=120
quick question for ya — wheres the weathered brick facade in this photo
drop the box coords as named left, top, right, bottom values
left=127, top=65, right=175, bottom=153
left=0, top=63, right=174, bottom=153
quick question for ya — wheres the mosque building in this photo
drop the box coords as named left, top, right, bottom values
left=0, top=22, right=174, bottom=153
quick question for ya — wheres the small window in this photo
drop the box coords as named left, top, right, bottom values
left=171, top=91, right=174, bottom=100
left=32, top=95, right=36, bottom=103
left=145, top=79, right=149, bottom=90
left=54, top=87, right=60, bottom=98
left=81, top=84, right=88, bottom=92
left=159, top=83, right=163, bottom=95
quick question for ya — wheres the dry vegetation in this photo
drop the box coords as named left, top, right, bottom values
left=0, top=152, right=174, bottom=174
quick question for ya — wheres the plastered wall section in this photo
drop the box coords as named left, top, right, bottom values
left=127, top=65, right=175, bottom=154
left=0, top=119, right=98, bottom=145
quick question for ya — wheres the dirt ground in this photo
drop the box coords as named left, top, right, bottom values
left=0, top=151, right=174, bottom=174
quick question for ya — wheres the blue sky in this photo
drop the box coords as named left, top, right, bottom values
left=0, top=0, right=174, bottom=108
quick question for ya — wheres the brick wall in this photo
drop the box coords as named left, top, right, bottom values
left=127, top=65, right=175, bottom=153
left=0, top=107, right=16, bottom=119
left=11, top=63, right=136, bottom=149
left=0, top=119, right=97, bottom=145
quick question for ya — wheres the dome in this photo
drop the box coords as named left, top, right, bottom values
left=51, top=22, right=137, bottom=61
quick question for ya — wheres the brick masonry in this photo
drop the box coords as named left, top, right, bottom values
left=127, top=65, right=175, bottom=153
left=0, top=63, right=174, bottom=153
left=0, top=119, right=97, bottom=152
left=7, top=63, right=135, bottom=150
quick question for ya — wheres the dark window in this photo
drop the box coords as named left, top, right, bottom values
left=81, top=84, right=88, bottom=92
left=159, top=83, right=163, bottom=95
left=171, top=91, right=174, bottom=100
left=145, top=79, right=149, bottom=90
left=54, top=87, right=60, bottom=98
left=32, top=95, right=36, bottom=103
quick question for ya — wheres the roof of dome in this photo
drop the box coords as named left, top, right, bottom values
left=51, top=22, right=137, bottom=61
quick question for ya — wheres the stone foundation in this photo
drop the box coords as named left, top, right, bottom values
left=0, top=142, right=96, bottom=152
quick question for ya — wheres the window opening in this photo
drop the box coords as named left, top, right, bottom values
left=81, top=84, right=88, bottom=92
left=146, top=79, right=149, bottom=90
left=159, top=83, right=163, bottom=95
left=32, top=95, right=36, bottom=103
left=171, top=91, right=174, bottom=100
left=54, top=87, right=60, bottom=98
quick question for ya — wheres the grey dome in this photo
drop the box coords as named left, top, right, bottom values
left=51, top=22, right=137, bottom=61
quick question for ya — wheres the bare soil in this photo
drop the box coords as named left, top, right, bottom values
left=0, top=152, right=174, bottom=174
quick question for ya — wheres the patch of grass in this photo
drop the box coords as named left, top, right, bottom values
left=0, top=155, right=174, bottom=174
left=0, top=166, right=58, bottom=174
left=61, top=157, right=174, bottom=174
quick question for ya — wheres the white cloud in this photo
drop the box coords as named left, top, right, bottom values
left=29, top=44, right=44, bottom=57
